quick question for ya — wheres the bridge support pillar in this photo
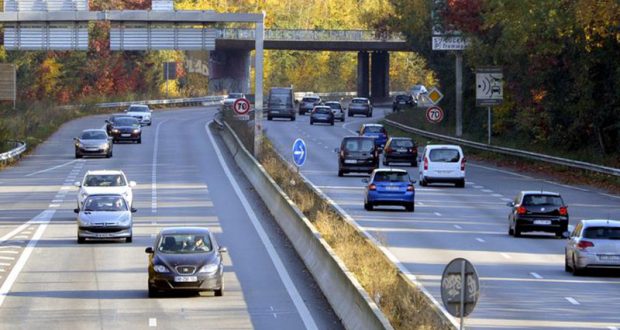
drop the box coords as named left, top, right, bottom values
left=371, top=51, right=389, bottom=101
left=208, top=49, right=251, bottom=94
left=357, top=51, right=369, bottom=98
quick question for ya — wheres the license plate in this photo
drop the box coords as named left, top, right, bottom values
left=344, top=159, right=357, bottom=164
left=600, top=255, right=620, bottom=261
left=174, top=276, right=198, bottom=282
left=271, top=111, right=279, bottom=114
left=399, top=101, right=406, bottom=104
left=121, top=134, right=131, bottom=137
left=534, top=220, right=551, bottom=225
left=397, top=148, right=407, bottom=152
left=385, top=186, right=400, bottom=191
left=95, top=233, right=112, bottom=238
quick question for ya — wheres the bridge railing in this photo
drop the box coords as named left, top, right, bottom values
left=218, top=28, right=405, bottom=42
left=0, top=140, right=27, bottom=165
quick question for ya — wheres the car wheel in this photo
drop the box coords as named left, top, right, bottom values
left=406, top=203, right=414, bottom=212
left=148, top=122, right=152, bottom=126
left=267, top=116, right=273, bottom=121
left=341, top=117, right=345, bottom=122
left=338, top=169, right=344, bottom=177
left=383, top=160, right=388, bottom=166
left=77, top=236, right=85, bottom=244
left=514, top=225, right=522, bottom=237
left=456, top=179, right=465, bottom=188
left=331, top=120, right=334, bottom=126
left=348, top=113, right=352, bottom=117
left=310, top=120, right=314, bottom=125
left=126, top=236, right=132, bottom=243
left=106, top=152, right=112, bottom=158
left=148, top=284, right=159, bottom=298
left=75, top=153, right=82, bottom=159
left=214, top=281, right=224, bottom=297
left=291, top=116, right=296, bottom=121
left=366, top=112, right=371, bottom=118
left=411, top=161, right=417, bottom=167
left=572, top=256, right=583, bottom=276
left=137, top=138, right=142, bottom=144
left=565, top=255, right=571, bottom=272
left=420, top=177, right=428, bottom=187
left=364, top=202, right=373, bottom=211
left=508, top=225, right=514, bottom=236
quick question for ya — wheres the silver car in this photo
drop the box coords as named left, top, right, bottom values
left=75, top=194, right=136, bottom=243
left=565, top=219, right=620, bottom=275
left=74, top=129, right=113, bottom=159
left=324, top=101, right=345, bottom=122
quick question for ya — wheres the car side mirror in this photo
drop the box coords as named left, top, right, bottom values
left=105, top=120, right=110, bottom=123
left=219, top=247, right=228, bottom=253
left=145, top=247, right=154, bottom=254
left=73, top=137, right=78, bottom=141
left=129, top=181, right=136, bottom=187
left=362, top=178, right=369, bottom=183
left=131, top=208, right=137, bottom=213
left=74, top=208, right=79, bottom=213
left=506, top=201, right=514, bottom=207
left=411, top=179, right=417, bottom=184
left=334, top=148, right=340, bottom=153
left=355, top=130, right=360, bottom=134
left=74, top=181, right=81, bottom=187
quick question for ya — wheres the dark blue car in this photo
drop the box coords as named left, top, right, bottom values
left=359, top=123, right=388, bottom=149
left=363, top=169, right=415, bottom=212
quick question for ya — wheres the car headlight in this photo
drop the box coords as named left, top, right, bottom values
left=132, top=129, right=140, bottom=134
left=75, top=142, right=84, bottom=148
left=153, top=265, right=169, bottom=273
left=111, top=129, right=120, bottom=133
left=198, top=264, right=219, bottom=274
left=99, top=143, right=109, bottom=149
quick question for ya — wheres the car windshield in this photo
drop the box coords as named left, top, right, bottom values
left=303, top=97, right=319, bottom=102
left=392, top=139, right=414, bottom=148
left=429, top=149, right=460, bottom=162
left=326, top=103, right=341, bottom=109
left=395, top=95, right=409, bottom=100
left=81, top=131, right=107, bottom=140
left=83, top=196, right=127, bottom=212
left=115, top=118, right=140, bottom=126
left=343, top=139, right=374, bottom=152
left=364, top=126, right=385, bottom=134
left=522, top=195, right=563, bottom=206
left=128, top=106, right=149, bottom=112
left=373, top=172, right=409, bottom=182
left=583, top=226, right=620, bottom=239
left=314, top=108, right=331, bottom=114
left=83, top=174, right=127, bottom=187
left=351, top=99, right=368, bottom=104
left=157, top=234, right=213, bottom=253
left=228, top=93, right=243, bottom=98
left=269, top=93, right=291, bottom=105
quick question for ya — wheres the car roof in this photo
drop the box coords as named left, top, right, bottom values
left=158, top=227, right=213, bottom=235
left=580, top=219, right=620, bottom=228
left=82, top=129, right=106, bottom=133
left=425, top=144, right=462, bottom=150
left=84, top=169, right=126, bottom=175
left=520, top=190, right=561, bottom=196
left=362, top=123, right=383, bottom=127
left=373, top=168, right=408, bottom=174
left=324, top=101, right=340, bottom=104
left=314, top=105, right=330, bottom=109
left=84, top=193, right=125, bottom=198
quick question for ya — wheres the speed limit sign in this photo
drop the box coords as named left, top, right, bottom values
left=233, top=98, right=251, bottom=115
left=426, top=106, right=444, bottom=124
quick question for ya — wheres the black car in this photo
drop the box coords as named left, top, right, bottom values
left=146, top=227, right=227, bottom=297
left=392, top=94, right=415, bottom=112
left=335, top=136, right=379, bottom=176
left=348, top=97, right=373, bottom=117
left=108, top=116, right=142, bottom=144
left=310, top=106, right=335, bottom=125
left=507, top=191, right=569, bottom=238
left=383, top=137, right=418, bottom=166
left=299, top=96, right=322, bottom=115
left=74, top=129, right=113, bottom=159
left=105, top=114, right=133, bottom=135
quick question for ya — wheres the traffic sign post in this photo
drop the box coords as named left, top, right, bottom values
left=441, top=258, right=480, bottom=330
left=426, top=106, right=444, bottom=124
left=292, top=138, right=307, bottom=168
left=476, top=68, right=503, bottom=145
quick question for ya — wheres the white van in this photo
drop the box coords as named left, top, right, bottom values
left=418, top=145, right=465, bottom=187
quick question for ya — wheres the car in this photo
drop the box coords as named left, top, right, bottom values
left=565, top=219, right=620, bottom=275
left=324, top=101, right=345, bottom=122
left=74, top=194, right=136, bottom=243
left=108, top=116, right=142, bottom=143
left=348, top=97, right=373, bottom=117
left=392, top=94, right=415, bottom=112
left=221, top=92, right=246, bottom=111
left=299, top=95, right=322, bottom=115
left=359, top=123, right=388, bottom=150
left=410, top=84, right=428, bottom=103
left=145, top=227, right=227, bottom=297
left=335, top=136, right=379, bottom=176
left=383, top=137, right=417, bottom=166
left=125, top=104, right=152, bottom=126
left=363, top=168, right=416, bottom=212
left=418, top=144, right=465, bottom=187
left=105, top=114, right=134, bottom=135
left=75, top=170, right=136, bottom=209
left=310, top=106, right=335, bottom=125
left=74, top=129, right=113, bottom=159
left=507, top=191, right=569, bottom=238
left=267, top=87, right=296, bottom=121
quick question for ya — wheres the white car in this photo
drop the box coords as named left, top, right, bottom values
left=222, top=92, right=246, bottom=110
left=565, top=219, right=620, bottom=275
left=75, top=170, right=136, bottom=209
left=418, top=144, right=465, bottom=187
left=125, top=104, right=152, bottom=126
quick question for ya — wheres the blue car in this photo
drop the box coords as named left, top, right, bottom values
left=359, top=123, right=388, bottom=149
left=363, top=169, right=415, bottom=212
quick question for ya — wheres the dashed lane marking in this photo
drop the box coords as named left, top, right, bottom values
left=476, top=238, right=485, bottom=243
left=482, top=189, right=493, bottom=193
left=0, top=251, right=18, bottom=254
left=565, top=297, right=580, bottom=305
left=500, top=253, right=511, bottom=259
left=530, top=272, right=543, bottom=279
left=0, top=256, right=15, bottom=261
left=25, top=160, right=80, bottom=177
left=454, top=225, right=462, bottom=229
left=148, top=318, right=157, bottom=327
left=434, top=212, right=442, bottom=216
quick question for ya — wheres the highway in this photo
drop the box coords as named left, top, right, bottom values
left=264, top=107, right=620, bottom=330
left=0, top=107, right=341, bottom=329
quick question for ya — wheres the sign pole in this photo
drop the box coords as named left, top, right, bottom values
left=455, top=52, right=463, bottom=137
left=460, top=260, right=466, bottom=330
left=487, top=106, right=491, bottom=145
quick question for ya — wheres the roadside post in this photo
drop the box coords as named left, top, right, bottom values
left=476, top=68, right=503, bottom=144
left=441, top=258, right=480, bottom=330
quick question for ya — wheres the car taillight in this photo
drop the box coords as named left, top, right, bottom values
left=424, top=157, right=428, bottom=170
left=577, top=240, right=594, bottom=250
left=385, top=147, right=392, bottom=153
left=407, top=185, right=414, bottom=191
left=559, top=206, right=568, bottom=216
left=369, top=184, right=376, bottom=191
left=340, top=150, right=344, bottom=158
left=461, top=157, right=466, bottom=171
left=517, top=206, right=527, bottom=215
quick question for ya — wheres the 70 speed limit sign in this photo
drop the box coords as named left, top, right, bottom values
left=233, top=98, right=251, bottom=115
left=426, top=106, right=444, bottom=124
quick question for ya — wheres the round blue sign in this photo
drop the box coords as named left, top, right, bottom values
left=292, top=138, right=307, bottom=167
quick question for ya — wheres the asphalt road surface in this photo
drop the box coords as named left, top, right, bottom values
left=0, top=107, right=342, bottom=330
left=264, top=107, right=620, bottom=330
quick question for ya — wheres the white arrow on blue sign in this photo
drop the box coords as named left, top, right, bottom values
left=292, top=138, right=307, bottom=167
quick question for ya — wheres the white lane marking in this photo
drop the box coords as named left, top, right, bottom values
left=0, top=210, right=54, bottom=307
left=418, top=202, right=425, bottom=206
left=60, top=186, right=71, bottom=190
left=473, top=185, right=483, bottom=189
left=0, top=222, right=32, bottom=244
left=600, top=193, right=620, bottom=200
left=492, top=193, right=503, bottom=197
left=48, top=204, right=61, bottom=208
left=454, top=225, right=462, bottom=229
left=434, top=212, right=442, bottom=216
left=0, top=251, right=18, bottom=254
left=10, top=235, right=27, bottom=240
left=608, top=327, right=618, bottom=330
left=25, top=160, right=80, bottom=177
left=0, top=263, right=9, bottom=266
left=476, top=238, right=485, bottom=243
left=530, top=272, right=543, bottom=279
left=482, top=189, right=493, bottom=193
left=148, top=318, right=157, bottom=327
left=51, top=200, right=63, bottom=203
left=544, top=180, right=589, bottom=192
left=0, top=257, right=13, bottom=260
left=565, top=297, right=580, bottom=305
left=206, top=122, right=318, bottom=330
left=0, top=269, right=5, bottom=272
left=501, top=198, right=512, bottom=202
left=500, top=253, right=511, bottom=259
left=0, top=246, right=20, bottom=250
left=152, top=120, right=167, bottom=214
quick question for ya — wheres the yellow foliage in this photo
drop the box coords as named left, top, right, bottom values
left=39, top=57, right=62, bottom=95
left=159, top=80, right=181, bottom=98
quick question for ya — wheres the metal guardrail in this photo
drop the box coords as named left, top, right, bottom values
left=218, top=28, right=405, bottom=42
left=0, top=140, right=27, bottom=164
left=384, top=119, right=620, bottom=177
left=95, top=96, right=224, bottom=109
